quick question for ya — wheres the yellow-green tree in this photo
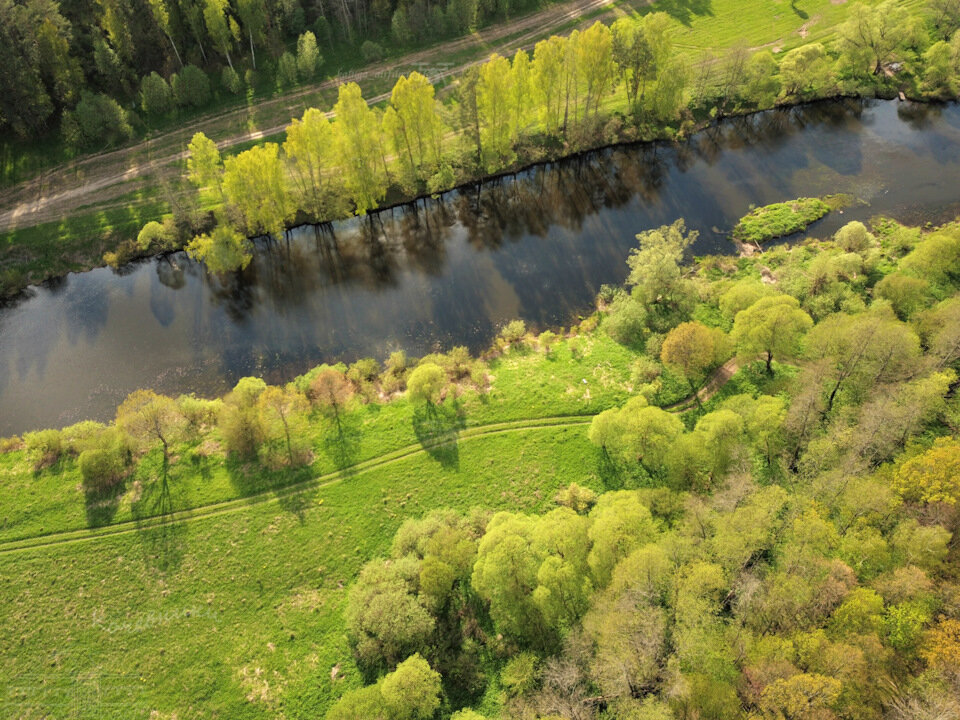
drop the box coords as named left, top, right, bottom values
left=477, top=54, right=514, bottom=171
left=283, top=108, right=340, bottom=219
left=577, top=22, right=614, bottom=119
left=661, top=321, right=730, bottom=405
left=222, top=143, right=294, bottom=239
left=731, top=294, right=813, bottom=374
left=187, top=131, right=223, bottom=199
left=894, top=437, right=960, bottom=504
left=384, top=72, right=444, bottom=183
left=333, top=82, right=388, bottom=215
left=186, top=224, right=252, bottom=274
left=533, top=35, right=567, bottom=135
left=509, top=49, right=532, bottom=141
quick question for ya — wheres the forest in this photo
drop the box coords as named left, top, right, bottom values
left=0, top=0, right=556, bottom=144
left=2, top=210, right=959, bottom=717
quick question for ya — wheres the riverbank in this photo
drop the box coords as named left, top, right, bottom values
left=0, top=91, right=915, bottom=302
left=3, top=97, right=958, bottom=434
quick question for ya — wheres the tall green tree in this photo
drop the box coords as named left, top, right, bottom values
left=385, top=72, right=444, bottom=182
left=333, top=82, right=388, bottom=214
left=187, top=131, right=223, bottom=198
left=203, top=0, right=236, bottom=71
left=236, top=0, right=266, bottom=69
left=477, top=54, right=514, bottom=170
left=222, top=143, right=294, bottom=239
left=283, top=108, right=337, bottom=219
left=731, top=294, right=814, bottom=374
left=147, top=0, right=184, bottom=67
left=533, top=35, right=567, bottom=135
left=577, top=21, right=614, bottom=119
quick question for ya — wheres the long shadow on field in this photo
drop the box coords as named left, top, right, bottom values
left=654, top=0, right=712, bottom=26
left=84, top=478, right=126, bottom=528
left=132, top=464, right=187, bottom=573
left=412, top=402, right=466, bottom=469
left=321, top=411, right=362, bottom=475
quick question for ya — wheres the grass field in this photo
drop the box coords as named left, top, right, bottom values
left=0, top=323, right=789, bottom=717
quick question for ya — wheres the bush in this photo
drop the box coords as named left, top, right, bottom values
left=140, top=72, right=173, bottom=117
left=23, top=429, right=63, bottom=470
left=501, top=652, right=540, bottom=696
left=361, top=40, right=385, bottom=62
left=177, top=394, right=222, bottom=429
left=277, top=52, right=299, bottom=90
left=407, top=363, right=446, bottom=404
left=66, top=91, right=133, bottom=148
left=0, top=436, right=23, bottom=454
left=172, top=65, right=211, bottom=108
left=222, top=66, right=243, bottom=94
left=60, top=420, right=108, bottom=455
left=499, top=319, right=527, bottom=347
left=605, top=295, right=647, bottom=346
left=136, top=218, right=179, bottom=252
left=219, top=377, right=267, bottom=459
left=78, top=429, right=129, bottom=493
left=554, top=482, right=597, bottom=514
left=631, top=356, right=663, bottom=385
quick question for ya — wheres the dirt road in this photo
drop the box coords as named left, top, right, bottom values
left=0, top=0, right=629, bottom=234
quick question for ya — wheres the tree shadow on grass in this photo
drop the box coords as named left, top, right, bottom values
left=413, top=401, right=466, bottom=469
left=84, top=480, right=126, bottom=528
left=653, top=0, right=713, bottom=26
left=596, top=449, right=627, bottom=490
left=321, top=411, right=363, bottom=476
left=132, top=461, right=187, bottom=573
left=790, top=1, right=809, bottom=19
left=274, top=466, right=319, bottom=522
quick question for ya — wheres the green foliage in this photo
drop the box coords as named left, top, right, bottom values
left=140, top=72, right=173, bottom=117
left=380, top=653, right=442, bottom=720
left=296, top=31, right=321, bottom=79
left=23, top=428, right=63, bottom=471
left=732, top=198, right=830, bottom=245
left=407, top=363, right=446, bottom=404
left=63, top=91, right=133, bottom=149
left=172, top=65, right=211, bottom=108
left=186, top=224, right=252, bottom=274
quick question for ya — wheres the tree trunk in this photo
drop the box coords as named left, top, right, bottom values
left=249, top=33, right=256, bottom=70
left=166, top=32, right=184, bottom=68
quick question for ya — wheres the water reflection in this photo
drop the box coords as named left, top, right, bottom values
left=2, top=99, right=960, bottom=434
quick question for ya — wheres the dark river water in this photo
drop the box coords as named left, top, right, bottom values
left=2, top=99, right=960, bottom=435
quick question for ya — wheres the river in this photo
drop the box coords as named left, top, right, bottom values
left=2, top=98, right=959, bottom=435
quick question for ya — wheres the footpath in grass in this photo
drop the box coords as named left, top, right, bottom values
left=0, top=321, right=794, bottom=718
left=0, top=423, right=597, bottom=718
left=0, top=333, right=647, bottom=544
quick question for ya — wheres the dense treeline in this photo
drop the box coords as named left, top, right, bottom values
left=320, top=218, right=960, bottom=718
left=0, top=0, right=552, bottom=144
left=126, top=0, right=960, bottom=275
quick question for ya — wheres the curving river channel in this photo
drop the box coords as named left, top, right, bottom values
left=3, top=98, right=960, bottom=435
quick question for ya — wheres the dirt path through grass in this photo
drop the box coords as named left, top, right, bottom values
left=0, top=0, right=632, bottom=235
left=0, top=359, right=744, bottom=556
